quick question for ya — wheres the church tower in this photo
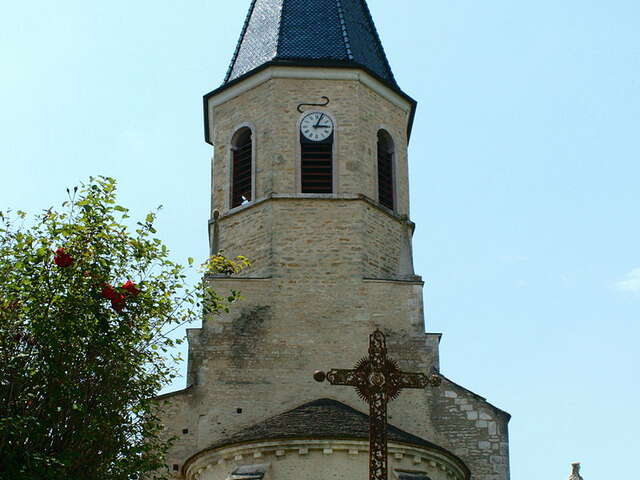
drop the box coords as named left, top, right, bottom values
left=159, top=2, right=510, bottom=479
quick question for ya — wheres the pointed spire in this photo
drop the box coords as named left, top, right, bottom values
left=225, top=0, right=398, bottom=87
left=568, top=463, right=584, bottom=480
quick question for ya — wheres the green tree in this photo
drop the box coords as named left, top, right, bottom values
left=0, top=177, right=247, bottom=479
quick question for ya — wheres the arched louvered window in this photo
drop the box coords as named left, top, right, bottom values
left=300, top=112, right=334, bottom=193
left=231, top=127, right=253, bottom=208
left=377, top=130, right=395, bottom=210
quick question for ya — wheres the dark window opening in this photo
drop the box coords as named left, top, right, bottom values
left=182, top=428, right=189, bottom=434
left=232, top=128, right=253, bottom=208
left=377, top=130, right=395, bottom=210
left=230, top=465, right=267, bottom=479
left=172, top=464, right=179, bottom=471
left=301, top=137, right=333, bottom=193
left=236, top=408, right=243, bottom=414
left=396, top=472, right=431, bottom=480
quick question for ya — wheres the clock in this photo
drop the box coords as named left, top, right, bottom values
left=300, top=111, right=334, bottom=142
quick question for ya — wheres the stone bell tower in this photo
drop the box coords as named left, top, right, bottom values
left=159, top=2, right=511, bottom=480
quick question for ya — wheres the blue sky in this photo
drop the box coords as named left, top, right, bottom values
left=1, top=1, right=638, bottom=479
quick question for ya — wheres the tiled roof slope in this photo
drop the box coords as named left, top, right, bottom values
left=208, top=399, right=454, bottom=457
left=225, top=0, right=398, bottom=87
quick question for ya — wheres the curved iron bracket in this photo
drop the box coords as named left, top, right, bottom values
left=297, top=96, right=330, bottom=113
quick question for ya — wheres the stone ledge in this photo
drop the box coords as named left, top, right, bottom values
left=363, top=277, right=424, bottom=286
left=204, top=275, right=273, bottom=282
left=211, top=193, right=415, bottom=230
left=153, top=384, right=194, bottom=401
left=204, top=276, right=424, bottom=285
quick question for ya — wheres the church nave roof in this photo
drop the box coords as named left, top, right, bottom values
left=205, top=397, right=466, bottom=469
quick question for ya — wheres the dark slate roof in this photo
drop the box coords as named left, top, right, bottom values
left=225, top=0, right=398, bottom=87
left=184, top=399, right=470, bottom=478
left=207, top=399, right=453, bottom=456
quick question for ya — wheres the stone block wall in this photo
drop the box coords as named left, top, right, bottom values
left=427, top=381, right=511, bottom=480
left=362, top=201, right=415, bottom=279
left=160, top=274, right=510, bottom=480
left=211, top=196, right=417, bottom=281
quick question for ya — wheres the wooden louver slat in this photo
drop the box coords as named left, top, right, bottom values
left=301, top=141, right=332, bottom=193
left=232, top=130, right=252, bottom=208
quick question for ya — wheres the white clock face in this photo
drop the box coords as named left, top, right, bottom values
left=300, top=111, right=334, bottom=142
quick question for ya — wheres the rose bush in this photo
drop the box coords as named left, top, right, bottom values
left=0, top=177, right=248, bottom=479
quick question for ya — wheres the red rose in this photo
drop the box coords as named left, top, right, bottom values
left=101, top=284, right=117, bottom=301
left=111, top=293, right=126, bottom=313
left=53, top=248, right=73, bottom=268
left=122, top=280, right=140, bottom=296
left=2, top=301, right=19, bottom=312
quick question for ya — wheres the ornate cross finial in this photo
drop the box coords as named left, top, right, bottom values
left=314, top=329, right=441, bottom=480
left=569, top=463, right=583, bottom=480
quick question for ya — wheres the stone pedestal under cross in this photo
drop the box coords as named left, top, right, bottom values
left=313, top=329, right=441, bottom=480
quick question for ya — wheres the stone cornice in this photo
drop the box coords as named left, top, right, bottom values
left=209, top=193, right=415, bottom=232
left=204, top=65, right=415, bottom=145
left=184, top=438, right=469, bottom=480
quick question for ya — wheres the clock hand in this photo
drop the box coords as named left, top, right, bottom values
left=314, top=113, right=325, bottom=128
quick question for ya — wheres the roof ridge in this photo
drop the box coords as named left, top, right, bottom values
left=274, top=0, right=287, bottom=57
left=227, top=397, right=423, bottom=443
left=355, top=0, right=397, bottom=84
left=334, top=0, right=354, bottom=60
left=294, top=397, right=364, bottom=413
left=224, top=0, right=259, bottom=83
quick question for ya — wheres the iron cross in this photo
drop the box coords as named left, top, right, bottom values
left=313, top=329, right=441, bottom=480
